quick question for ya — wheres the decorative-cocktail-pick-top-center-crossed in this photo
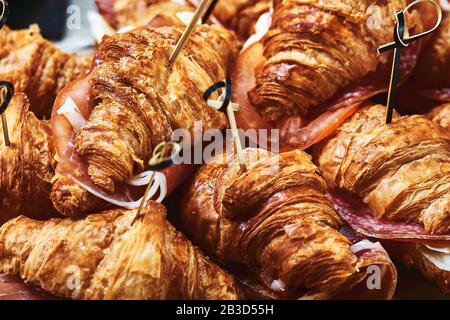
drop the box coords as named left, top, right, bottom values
left=204, top=79, right=246, bottom=172
left=378, top=0, right=442, bottom=124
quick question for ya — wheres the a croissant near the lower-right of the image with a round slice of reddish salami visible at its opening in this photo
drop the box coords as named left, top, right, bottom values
left=179, top=147, right=397, bottom=300
left=314, top=103, right=450, bottom=292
